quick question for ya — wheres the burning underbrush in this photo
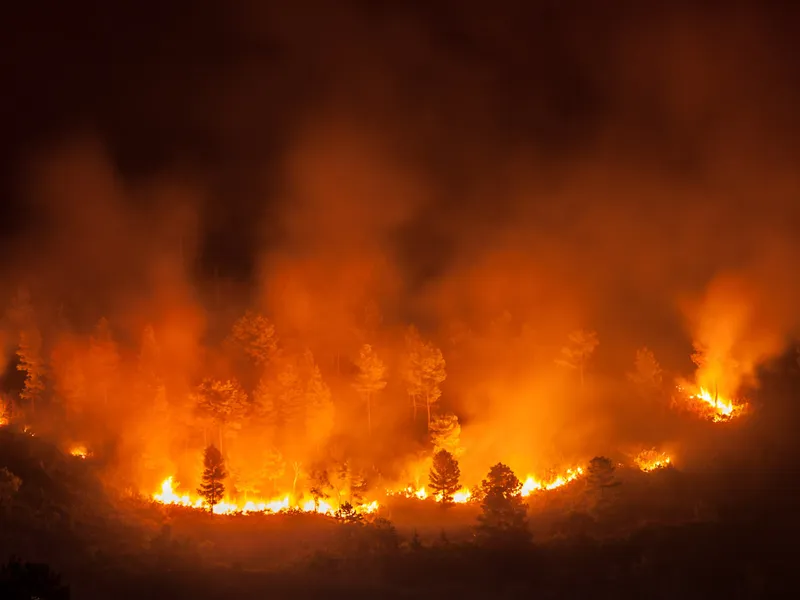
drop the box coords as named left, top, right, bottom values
left=149, top=451, right=671, bottom=518
left=674, top=383, right=748, bottom=423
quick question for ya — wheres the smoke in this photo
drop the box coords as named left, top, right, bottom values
left=1, top=1, right=799, bottom=493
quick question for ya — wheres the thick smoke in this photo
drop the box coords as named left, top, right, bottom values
left=1, top=1, right=799, bottom=493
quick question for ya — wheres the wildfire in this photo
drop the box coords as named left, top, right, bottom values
left=677, top=384, right=746, bottom=422
left=634, top=449, right=672, bottom=472
left=153, top=476, right=379, bottom=517
left=69, top=445, right=89, bottom=459
left=520, top=467, right=584, bottom=497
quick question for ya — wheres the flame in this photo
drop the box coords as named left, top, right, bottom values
left=634, top=449, right=672, bottom=472
left=0, top=416, right=7, bottom=427
left=520, top=467, right=584, bottom=497
left=153, top=476, right=378, bottom=517
left=452, top=488, right=472, bottom=503
left=678, top=384, right=746, bottom=422
left=69, top=445, right=89, bottom=459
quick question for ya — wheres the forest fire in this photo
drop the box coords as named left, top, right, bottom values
left=153, top=476, right=379, bottom=516
left=634, top=449, right=672, bottom=472
left=69, top=445, right=89, bottom=459
left=520, top=467, right=584, bottom=496
left=691, top=387, right=746, bottom=422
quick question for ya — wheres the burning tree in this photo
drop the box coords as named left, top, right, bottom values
left=555, top=329, right=599, bottom=388
left=225, top=310, right=278, bottom=369
left=352, top=344, right=387, bottom=436
left=261, top=447, right=286, bottom=496
left=308, top=467, right=331, bottom=511
left=198, top=445, right=227, bottom=510
left=429, top=412, right=462, bottom=456
left=302, top=349, right=335, bottom=449
left=476, top=463, right=530, bottom=545
left=193, top=378, right=250, bottom=451
left=402, top=327, right=447, bottom=427
left=428, top=449, right=461, bottom=506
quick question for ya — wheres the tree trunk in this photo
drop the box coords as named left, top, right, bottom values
left=411, top=394, right=417, bottom=421
left=218, top=425, right=224, bottom=452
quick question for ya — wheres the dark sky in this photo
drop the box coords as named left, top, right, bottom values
left=2, top=0, right=799, bottom=286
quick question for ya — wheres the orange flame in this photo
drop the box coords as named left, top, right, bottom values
left=69, top=445, right=89, bottom=459
left=153, top=476, right=379, bottom=517
left=634, top=449, right=672, bottom=472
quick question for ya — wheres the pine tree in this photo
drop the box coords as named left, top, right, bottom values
left=193, top=379, right=249, bottom=450
left=198, top=445, right=226, bottom=509
left=352, top=344, right=387, bottom=436
left=402, top=326, right=425, bottom=421
left=428, top=449, right=461, bottom=506
left=555, top=329, right=599, bottom=388
left=476, top=463, right=530, bottom=546
left=261, top=447, right=286, bottom=496
left=9, top=288, right=46, bottom=415
left=586, top=456, right=620, bottom=502
left=17, top=329, right=45, bottom=414
left=628, top=346, right=663, bottom=389
left=255, top=359, right=305, bottom=436
left=302, top=349, right=334, bottom=448
left=420, top=343, right=446, bottom=428
left=225, top=310, right=278, bottom=368
left=429, top=412, right=462, bottom=456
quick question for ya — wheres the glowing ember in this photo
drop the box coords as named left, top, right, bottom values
left=0, top=416, right=7, bottom=427
left=69, top=445, right=89, bottom=459
left=520, top=467, right=584, bottom=497
left=634, top=449, right=672, bottom=472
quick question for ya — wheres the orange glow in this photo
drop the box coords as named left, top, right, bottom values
left=152, top=476, right=379, bottom=517
left=520, top=467, right=584, bottom=496
left=677, top=384, right=746, bottom=422
left=69, top=445, right=89, bottom=459
left=634, top=449, right=672, bottom=472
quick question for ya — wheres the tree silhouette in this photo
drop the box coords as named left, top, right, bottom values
left=198, top=445, right=227, bottom=510
left=261, top=447, right=286, bottom=496
left=352, top=344, right=387, bottom=436
left=428, top=449, right=461, bottom=505
left=429, top=412, right=462, bottom=456
left=419, top=342, right=446, bottom=429
left=308, top=467, right=331, bottom=511
left=88, top=317, right=120, bottom=408
left=17, top=329, right=45, bottom=415
left=225, top=310, right=278, bottom=368
left=402, top=326, right=425, bottom=421
left=586, top=456, right=621, bottom=505
left=193, top=378, right=249, bottom=450
left=302, top=349, right=335, bottom=448
left=476, top=463, right=530, bottom=545
left=628, top=346, right=663, bottom=389
left=555, top=329, right=599, bottom=388
left=7, top=289, right=45, bottom=415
